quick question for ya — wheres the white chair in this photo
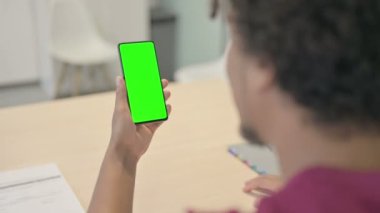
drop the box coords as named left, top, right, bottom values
left=50, top=0, right=117, bottom=97
left=174, top=42, right=230, bottom=83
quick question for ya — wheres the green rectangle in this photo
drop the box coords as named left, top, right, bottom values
left=118, top=41, right=168, bottom=124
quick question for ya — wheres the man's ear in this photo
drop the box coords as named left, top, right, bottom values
left=247, top=57, right=276, bottom=93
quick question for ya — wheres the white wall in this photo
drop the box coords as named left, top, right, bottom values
left=0, top=0, right=40, bottom=86
left=161, top=0, right=227, bottom=68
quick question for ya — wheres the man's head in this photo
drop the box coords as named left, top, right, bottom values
left=220, top=0, right=380, bottom=145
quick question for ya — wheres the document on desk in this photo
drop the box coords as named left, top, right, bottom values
left=0, top=164, right=84, bottom=213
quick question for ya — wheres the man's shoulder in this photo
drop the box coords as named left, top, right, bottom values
left=257, top=167, right=380, bottom=213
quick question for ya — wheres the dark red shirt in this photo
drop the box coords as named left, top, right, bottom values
left=258, top=167, right=380, bottom=213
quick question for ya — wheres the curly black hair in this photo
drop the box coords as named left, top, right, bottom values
left=230, top=0, right=380, bottom=130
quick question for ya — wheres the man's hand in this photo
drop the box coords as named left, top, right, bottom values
left=89, top=76, right=171, bottom=213
left=109, top=76, right=172, bottom=168
left=243, top=175, right=284, bottom=207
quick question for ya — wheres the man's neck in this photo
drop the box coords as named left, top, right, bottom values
left=273, top=122, right=380, bottom=180
left=262, top=90, right=380, bottom=180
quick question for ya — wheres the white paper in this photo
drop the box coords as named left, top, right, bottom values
left=0, top=164, right=84, bottom=213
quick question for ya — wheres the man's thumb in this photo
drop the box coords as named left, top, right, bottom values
left=115, top=76, right=128, bottom=110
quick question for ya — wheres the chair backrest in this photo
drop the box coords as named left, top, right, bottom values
left=50, top=0, right=99, bottom=48
left=174, top=41, right=230, bottom=82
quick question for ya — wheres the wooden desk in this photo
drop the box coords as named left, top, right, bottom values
left=0, top=80, right=256, bottom=212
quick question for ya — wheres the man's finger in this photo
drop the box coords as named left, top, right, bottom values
left=254, top=197, right=263, bottom=208
left=115, top=76, right=129, bottom=111
left=243, top=175, right=282, bottom=194
left=164, top=90, right=171, bottom=101
left=144, top=104, right=172, bottom=133
left=162, top=79, right=169, bottom=89
left=167, top=104, right=172, bottom=115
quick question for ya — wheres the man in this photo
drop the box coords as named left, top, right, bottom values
left=88, top=0, right=380, bottom=212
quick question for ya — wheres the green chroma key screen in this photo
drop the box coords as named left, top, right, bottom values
left=118, top=41, right=168, bottom=124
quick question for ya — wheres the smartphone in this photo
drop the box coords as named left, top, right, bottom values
left=118, top=41, right=168, bottom=124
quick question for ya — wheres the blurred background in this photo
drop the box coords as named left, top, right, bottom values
left=0, top=0, right=228, bottom=107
